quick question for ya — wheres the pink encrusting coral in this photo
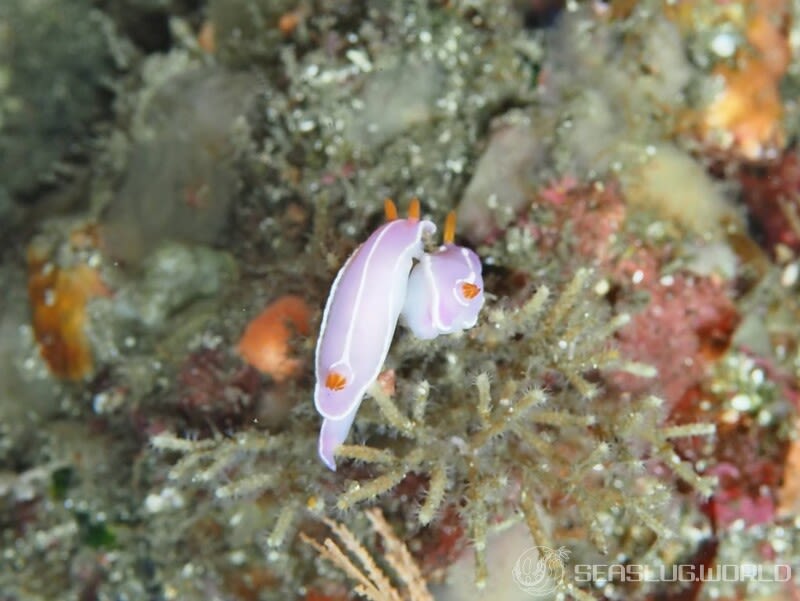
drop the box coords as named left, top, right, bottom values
left=612, top=274, right=740, bottom=408
left=701, top=407, right=789, bottom=533
left=707, top=462, right=777, bottom=529
left=529, top=178, right=627, bottom=265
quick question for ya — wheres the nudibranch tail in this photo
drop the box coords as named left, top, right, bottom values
left=318, top=407, right=358, bottom=471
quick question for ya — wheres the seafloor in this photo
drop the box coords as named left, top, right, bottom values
left=1, top=1, right=800, bottom=600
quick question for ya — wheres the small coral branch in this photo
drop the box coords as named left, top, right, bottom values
left=301, top=508, right=434, bottom=601
left=149, top=429, right=325, bottom=550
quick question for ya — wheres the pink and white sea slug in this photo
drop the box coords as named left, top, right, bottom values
left=314, top=199, right=435, bottom=470
left=401, top=211, right=485, bottom=339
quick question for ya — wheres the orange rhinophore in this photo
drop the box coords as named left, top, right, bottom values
left=384, top=197, right=398, bottom=221
left=443, top=210, right=457, bottom=245
left=237, top=294, right=312, bottom=382
left=407, top=197, right=421, bottom=220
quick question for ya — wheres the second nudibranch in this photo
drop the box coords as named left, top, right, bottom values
left=314, top=199, right=435, bottom=470
left=402, top=211, right=485, bottom=339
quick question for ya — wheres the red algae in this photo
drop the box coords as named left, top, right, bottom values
left=740, top=150, right=800, bottom=255
left=708, top=461, right=777, bottom=529
left=705, top=411, right=788, bottom=531
left=176, top=347, right=262, bottom=429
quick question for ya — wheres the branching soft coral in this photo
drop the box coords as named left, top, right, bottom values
left=146, top=270, right=717, bottom=598
left=150, top=428, right=325, bottom=549
left=334, top=269, right=716, bottom=592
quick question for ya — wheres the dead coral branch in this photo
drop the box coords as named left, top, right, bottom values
left=301, top=508, right=434, bottom=601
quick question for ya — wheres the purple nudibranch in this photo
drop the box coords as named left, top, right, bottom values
left=313, top=201, right=485, bottom=471
left=401, top=211, right=485, bottom=339
left=314, top=199, right=435, bottom=470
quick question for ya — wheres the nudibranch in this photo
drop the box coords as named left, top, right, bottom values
left=401, top=211, right=485, bottom=339
left=314, top=199, right=436, bottom=470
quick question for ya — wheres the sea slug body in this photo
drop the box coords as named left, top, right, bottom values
left=318, top=406, right=359, bottom=473
left=402, top=211, right=485, bottom=340
left=314, top=199, right=436, bottom=470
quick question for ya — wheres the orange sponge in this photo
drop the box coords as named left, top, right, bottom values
left=237, top=295, right=311, bottom=382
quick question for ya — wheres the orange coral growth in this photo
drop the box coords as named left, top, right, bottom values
left=237, top=294, right=311, bottom=382
left=27, top=240, right=109, bottom=381
left=377, top=368, right=396, bottom=397
left=746, top=11, right=791, bottom=76
left=197, top=20, right=216, bottom=54
left=697, top=1, right=791, bottom=160
left=779, top=422, right=800, bottom=518
left=702, top=62, right=784, bottom=160
left=278, top=9, right=304, bottom=36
